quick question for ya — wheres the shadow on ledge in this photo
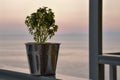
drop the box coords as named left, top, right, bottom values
left=0, top=69, right=60, bottom=80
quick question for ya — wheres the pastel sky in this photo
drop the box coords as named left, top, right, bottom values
left=0, top=0, right=120, bottom=35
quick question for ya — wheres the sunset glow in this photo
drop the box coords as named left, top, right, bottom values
left=0, top=0, right=120, bottom=35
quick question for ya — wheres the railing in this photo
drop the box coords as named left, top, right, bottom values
left=99, top=53, right=120, bottom=80
left=89, top=0, right=120, bottom=80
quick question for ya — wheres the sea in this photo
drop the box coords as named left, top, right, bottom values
left=0, top=33, right=120, bottom=80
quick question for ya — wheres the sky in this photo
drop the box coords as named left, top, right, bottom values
left=0, top=0, right=120, bottom=35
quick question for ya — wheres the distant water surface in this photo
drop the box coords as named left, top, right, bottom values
left=0, top=34, right=120, bottom=79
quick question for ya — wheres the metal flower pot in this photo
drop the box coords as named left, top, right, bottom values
left=25, top=42, right=60, bottom=76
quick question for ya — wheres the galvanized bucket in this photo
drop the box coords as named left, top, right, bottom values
left=25, top=42, right=60, bottom=76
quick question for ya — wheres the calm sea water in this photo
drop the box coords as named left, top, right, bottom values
left=0, top=34, right=120, bottom=79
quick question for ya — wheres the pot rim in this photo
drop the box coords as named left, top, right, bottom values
left=25, top=42, right=61, bottom=45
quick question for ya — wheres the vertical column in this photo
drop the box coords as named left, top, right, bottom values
left=110, top=65, right=117, bottom=80
left=89, top=0, right=104, bottom=80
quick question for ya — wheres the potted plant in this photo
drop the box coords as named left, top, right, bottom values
left=25, top=7, right=60, bottom=76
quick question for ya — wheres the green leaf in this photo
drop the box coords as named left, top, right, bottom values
left=25, top=6, right=58, bottom=43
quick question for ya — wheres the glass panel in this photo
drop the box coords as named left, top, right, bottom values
left=103, top=0, right=120, bottom=53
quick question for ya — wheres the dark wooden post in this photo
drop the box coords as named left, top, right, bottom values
left=89, top=0, right=104, bottom=80
left=110, top=65, right=117, bottom=80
